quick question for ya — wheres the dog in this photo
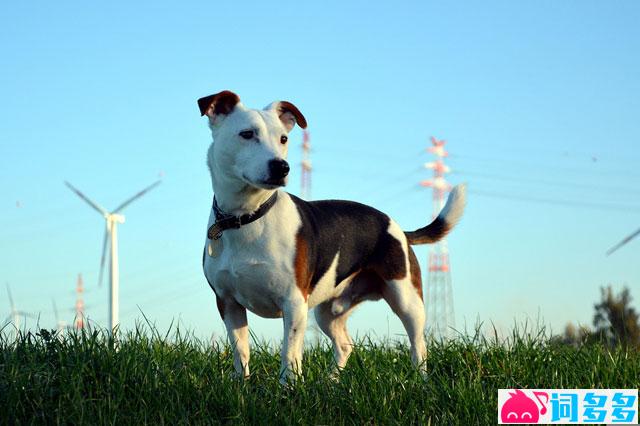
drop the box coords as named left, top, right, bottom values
left=199, top=90, right=466, bottom=383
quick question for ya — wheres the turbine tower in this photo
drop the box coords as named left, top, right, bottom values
left=65, top=180, right=161, bottom=334
left=420, top=136, right=456, bottom=339
left=52, top=299, right=68, bottom=334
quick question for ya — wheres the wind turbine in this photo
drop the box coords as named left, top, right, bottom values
left=65, top=180, right=161, bottom=334
left=606, top=227, right=640, bottom=256
left=3, top=284, right=36, bottom=330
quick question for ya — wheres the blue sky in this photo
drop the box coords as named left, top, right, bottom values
left=1, top=1, right=639, bottom=342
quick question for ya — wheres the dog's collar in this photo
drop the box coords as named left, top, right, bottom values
left=207, top=192, right=278, bottom=240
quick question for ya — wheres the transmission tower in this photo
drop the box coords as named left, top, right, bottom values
left=74, top=273, right=85, bottom=329
left=300, top=129, right=322, bottom=343
left=420, top=136, right=455, bottom=339
left=301, top=130, right=312, bottom=200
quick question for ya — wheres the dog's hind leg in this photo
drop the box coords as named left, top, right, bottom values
left=384, top=280, right=427, bottom=369
left=315, top=270, right=384, bottom=375
left=314, top=301, right=355, bottom=374
left=382, top=248, right=427, bottom=371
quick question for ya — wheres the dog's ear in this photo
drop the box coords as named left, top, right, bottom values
left=267, top=101, right=308, bottom=132
left=197, top=90, right=240, bottom=125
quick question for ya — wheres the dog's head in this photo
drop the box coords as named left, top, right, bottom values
left=198, top=90, right=307, bottom=190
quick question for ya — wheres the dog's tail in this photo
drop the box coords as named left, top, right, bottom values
left=404, top=184, right=467, bottom=245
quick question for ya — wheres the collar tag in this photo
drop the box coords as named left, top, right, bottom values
left=208, top=223, right=224, bottom=240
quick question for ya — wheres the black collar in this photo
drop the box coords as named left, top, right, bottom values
left=207, top=192, right=278, bottom=240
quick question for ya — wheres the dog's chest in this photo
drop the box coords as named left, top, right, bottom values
left=203, top=193, right=302, bottom=317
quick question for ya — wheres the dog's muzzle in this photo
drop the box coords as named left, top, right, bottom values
left=268, top=159, right=290, bottom=181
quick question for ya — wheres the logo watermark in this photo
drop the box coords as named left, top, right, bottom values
left=498, top=389, right=638, bottom=424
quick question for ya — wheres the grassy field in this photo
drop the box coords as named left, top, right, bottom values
left=1, top=325, right=639, bottom=425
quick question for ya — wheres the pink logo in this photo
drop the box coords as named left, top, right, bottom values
left=501, top=389, right=549, bottom=423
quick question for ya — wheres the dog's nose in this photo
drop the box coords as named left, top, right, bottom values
left=268, top=159, right=290, bottom=180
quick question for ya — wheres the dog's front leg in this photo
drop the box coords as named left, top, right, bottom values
left=280, top=300, right=308, bottom=385
left=221, top=298, right=251, bottom=379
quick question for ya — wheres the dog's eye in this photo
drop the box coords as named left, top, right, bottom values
left=280, top=135, right=288, bottom=144
left=239, top=130, right=254, bottom=140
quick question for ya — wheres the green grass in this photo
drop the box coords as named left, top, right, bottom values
left=1, top=325, right=639, bottom=425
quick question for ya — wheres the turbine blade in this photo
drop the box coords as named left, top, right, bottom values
left=98, top=227, right=110, bottom=287
left=113, top=180, right=162, bottom=213
left=6, top=284, right=15, bottom=311
left=65, top=181, right=108, bottom=216
left=606, top=227, right=640, bottom=256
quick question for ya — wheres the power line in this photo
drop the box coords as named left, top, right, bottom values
left=450, top=153, right=640, bottom=179
left=451, top=145, right=640, bottom=166
left=118, top=281, right=203, bottom=320
left=454, top=170, right=640, bottom=196
left=469, top=189, right=640, bottom=213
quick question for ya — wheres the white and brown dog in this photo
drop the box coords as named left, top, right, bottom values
left=199, top=90, right=466, bottom=383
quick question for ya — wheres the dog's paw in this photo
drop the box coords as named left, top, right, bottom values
left=418, top=365, right=430, bottom=382
left=327, top=367, right=343, bottom=382
left=229, top=370, right=251, bottom=381
left=279, top=368, right=304, bottom=386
